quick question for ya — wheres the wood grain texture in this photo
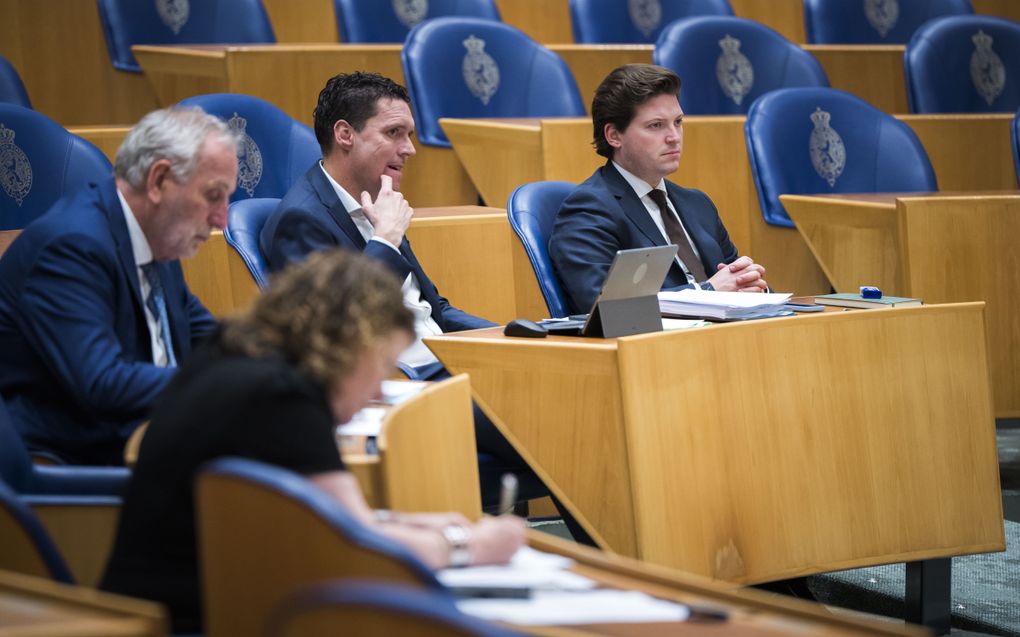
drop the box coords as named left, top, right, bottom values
left=548, top=45, right=653, bottom=111
left=730, top=0, right=806, bottom=43
left=429, top=306, right=1003, bottom=583
left=0, top=570, right=166, bottom=637
left=496, top=0, right=575, bottom=43
left=902, top=114, right=1019, bottom=191
left=32, top=504, right=121, bottom=588
left=262, top=0, right=338, bottom=43
left=805, top=45, right=908, bottom=113
left=0, top=0, right=158, bottom=126
left=66, top=126, right=130, bottom=164
left=782, top=193, right=1020, bottom=417
left=973, top=0, right=1020, bottom=22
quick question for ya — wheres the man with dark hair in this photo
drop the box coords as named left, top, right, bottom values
left=0, top=107, right=237, bottom=464
left=260, top=73, right=563, bottom=522
left=550, top=64, right=767, bottom=315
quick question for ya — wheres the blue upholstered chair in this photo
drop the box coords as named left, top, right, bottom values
left=0, top=104, right=111, bottom=231
left=198, top=457, right=442, bottom=637
left=905, top=15, right=1020, bottom=113
left=401, top=17, right=585, bottom=147
left=333, top=0, right=500, bottom=43
left=803, top=0, right=973, bottom=44
left=0, top=479, right=75, bottom=583
left=0, top=55, right=31, bottom=108
left=506, top=181, right=575, bottom=318
left=225, top=197, right=279, bottom=289
left=267, top=580, right=525, bottom=637
left=568, top=0, right=732, bottom=44
left=653, top=16, right=828, bottom=115
left=1012, top=107, right=1020, bottom=184
left=745, top=88, right=937, bottom=228
left=177, top=94, right=320, bottom=203
left=96, top=0, right=275, bottom=73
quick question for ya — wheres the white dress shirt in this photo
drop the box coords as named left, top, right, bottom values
left=319, top=164, right=442, bottom=367
left=612, top=161, right=702, bottom=286
left=117, top=189, right=173, bottom=367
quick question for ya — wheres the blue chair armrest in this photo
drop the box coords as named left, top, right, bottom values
left=26, top=466, right=130, bottom=497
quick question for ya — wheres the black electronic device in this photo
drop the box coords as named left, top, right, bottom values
left=503, top=319, right=549, bottom=338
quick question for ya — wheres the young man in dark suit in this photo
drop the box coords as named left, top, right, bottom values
left=0, top=107, right=238, bottom=464
left=550, top=64, right=768, bottom=315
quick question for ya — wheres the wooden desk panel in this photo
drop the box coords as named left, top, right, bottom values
left=0, top=0, right=158, bottom=126
left=427, top=305, right=1004, bottom=582
left=902, top=114, right=1020, bottom=191
left=804, top=45, right=908, bottom=113
left=68, top=126, right=131, bottom=164
left=262, top=0, right=338, bottom=43
left=783, top=192, right=1020, bottom=417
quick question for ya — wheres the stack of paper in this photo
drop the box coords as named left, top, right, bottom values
left=658, top=289, right=791, bottom=320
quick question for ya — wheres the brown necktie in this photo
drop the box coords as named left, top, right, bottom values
left=647, top=189, right=708, bottom=283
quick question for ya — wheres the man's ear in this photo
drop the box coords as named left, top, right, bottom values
left=604, top=122, right=623, bottom=150
left=146, top=159, right=173, bottom=204
left=333, top=119, right=355, bottom=150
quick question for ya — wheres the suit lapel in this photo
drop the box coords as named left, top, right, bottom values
left=100, top=182, right=146, bottom=320
left=306, top=166, right=368, bottom=250
left=603, top=163, right=668, bottom=248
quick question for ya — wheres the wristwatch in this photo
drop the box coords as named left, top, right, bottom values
left=441, top=523, right=471, bottom=568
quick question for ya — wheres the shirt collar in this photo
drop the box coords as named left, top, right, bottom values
left=117, top=188, right=153, bottom=266
left=612, top=161, right=667, bottom=202
left=319, top=162, right=363, bottom=217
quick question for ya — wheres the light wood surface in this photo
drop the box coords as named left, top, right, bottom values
left=31, top=503, right=121, bottom=588
left=0, top=230, right=19, bottom=256
left=262, top=0, right=338, bottom=43
left=547, top=45, right=652, bottom=112
left=804, top=45, right=907, bottom=113
left=180, top=231, right=258, bottom=318
left=0, top=570, right=167, bottom=637
left=496, top=0, right=575, bottom=43
left=377, top=375, right=483, bottom=519
left=782, top=192, right=1020, bottom=418
left=426, top=304, right=1004, bottom=582
left=66, top=126, right=130, bottom=164
left=0, top=0, right=158, bottom=126
left=132, top=44, right=477, bottom=207
left=901, top=114, right=1020, bottom=191
left=729, top=0, right=806, bottom=43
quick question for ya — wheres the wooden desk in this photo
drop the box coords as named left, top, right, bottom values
left=781, top=191, right=1020, bottom=418
left=426, top=304, right=1004, bottom=582
left=0, top=0, right=158, bottom=126
left=441, top=113, right=1017, bottom=296
left=0, top=570, right=167, bottom=637
left=182, top=206, right=539, bottom=323
left=67, top=126, right=131, bottom=164
left=805, top=45, right=907, bottom=113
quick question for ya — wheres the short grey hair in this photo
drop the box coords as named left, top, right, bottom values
left=114, top=106, right=240, bottom=189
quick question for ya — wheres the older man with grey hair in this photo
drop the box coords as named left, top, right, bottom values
left=0, top=107, right=239, bottom=464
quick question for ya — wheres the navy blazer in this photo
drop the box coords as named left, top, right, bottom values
left=549, top=162, right=739, bottom=315
left=0, top=179, right=216, bottom=465
left=260, top=164, right=494, bottom=333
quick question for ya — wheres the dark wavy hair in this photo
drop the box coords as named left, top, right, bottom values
left=221, top=249, right=414, bottom=388
left=591, top=64, right=681, bottom=159
left=313, top=72, right=411, bottom=155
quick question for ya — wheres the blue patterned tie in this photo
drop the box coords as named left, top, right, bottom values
left=140, top=262, right=177, bottom=368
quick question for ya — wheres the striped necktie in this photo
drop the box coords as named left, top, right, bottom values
left=140, top=262, right=177, bottom=368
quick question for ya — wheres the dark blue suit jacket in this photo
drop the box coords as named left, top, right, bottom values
left=549, top=162, right=739, bottom=315
left=260, top=164, right=495, bottom=336
left=0, top=179, right=216, bottom=464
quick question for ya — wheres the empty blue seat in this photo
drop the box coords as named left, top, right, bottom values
left=506, top=181, right=575, bottom=318
left=0, top=55, right=31, bottom=108
left=0, top=104, right=111, bottom=231
left=569, top=0, right=733, bottom=44
left=745, top=87, right=937, bottom=228
left=905, top=15, right=1020, bottom=113
left=333, top=0, right=500, bottom=43
left=177, top=94, right=320, bottom=203
left=804, top=0, right=973, bottom=44
left=653, top=16, right=828, bottom=115
left=402, top=17, right=585, bottom=147
left=96, top=0, right=275, bottom=73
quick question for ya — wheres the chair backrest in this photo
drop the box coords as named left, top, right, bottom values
left=197, top=457, right=441, bottom=637
left=568, top=0, right=733, bottom=43
left=0, top=479, right=74, bottom=583
left=0, top=55, right=31, bottom=108
left=653, top=16, right=829, bottom=115
left=176, top=94, right=320, bottom=203
left=402, top=17, right=585, bottom=147
left=267, top=580, right=525, bottom=637
left=225, top=197, right=279, bottom=288
left=745, top=87, right=937, bottom=227
left=905, top=15, right=1020, bottom=113
left=0, top=104, right=112, bottom=231
left=804, top=0, right=973, bottom=44
left=334, top=0, right=501, bottom=43
left=1013, top=107, right=1020, bottom=184
left=96, top=0, right=275, bottom=73
left=506, top=181, right=575, bottom=318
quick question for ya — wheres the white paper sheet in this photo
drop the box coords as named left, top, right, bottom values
left=456, top=589, right=690, bottom=625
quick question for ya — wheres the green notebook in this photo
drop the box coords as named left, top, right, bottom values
left=815, top=293, right=922, bottom=309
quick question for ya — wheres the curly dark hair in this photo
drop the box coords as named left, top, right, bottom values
left=313, top=72, right=411, bottom=155
left=220, top=249, right=414, bottom=388
left=591, top=64, right=681, bottom=159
